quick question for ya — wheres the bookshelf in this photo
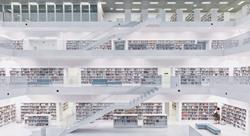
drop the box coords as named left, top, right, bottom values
left=21, top=103, right=57, bottom=121
left=234, top=66, right=250, bottom=85
left=211, top=40, right=239, bottom=50
left=66, top=40, right=112, bottom=50
left=175, top=67, right=229, bottom=85
left=76, top=102, right=163, bottom=120
left=24, top=114, right=50, bottom=126
left=114, top=40, right=126, bottom=50
left=81, top=68, right=161, bottom=85
left=62, top=102, right=69, bottom=111
left=127, top=40, right=207, bottom=50
left=0, top=104, right=16, bottom=126
left=181, top=102, right=217, bottom=120
left=0, top=40, right=23, bottom=50
left=217, top=13, right=224, bottom=22
left=201, top=13, right=211, bottom=22
left=113, top=114, right=139, bottom=128
left=9, top=68, right=64, bottom=85
left=185, top=13, right=194, bottom=22
left=143, top=114, right=167, bottom=128
left=222, top=104, right=247, bottom=130
left=170, top=13, right=177, bottom=22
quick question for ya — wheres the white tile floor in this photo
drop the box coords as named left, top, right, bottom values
left=0, top=121, right=249, bottom=136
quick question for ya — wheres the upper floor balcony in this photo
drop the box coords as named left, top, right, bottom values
left=0, top=1, right=250, bottom=28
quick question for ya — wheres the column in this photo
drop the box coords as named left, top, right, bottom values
left=210, top=8, right=218, bottom=22
left=97, top=2, right=103, bottom=22
left=194, top=9, right=201, bottom=22
left=141, top=9, right=148, bottom=22
left=176, top=9, right=183, bottom=22
left=158, top=9, right=166, bottom=22
left=125, top=9, right=131, bottom=22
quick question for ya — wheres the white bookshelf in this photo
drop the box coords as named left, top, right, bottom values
left=201, top=13, right=211, bottom=22
left=222, top=104, right=246, bottom=130
left=66, top=40, right=112, bottom=50
left=234, top=66, right=250, bottom=85
left=170, top=13, right=177, bottom=22
left=81, top=68, right=161, bottom=85
left=62, top=102, right=69, bottom=111
left=21, top=103, right=57, bottom=121
left=181, top=102, right=217, bottom=120
left=0, top=40, right=23, bottom=50
left=10, top=68, right=64, bottom=85
left=0, top=104, right=16, bottom=126
left=143, top=114, right=167, bottom=128
left=211, top=40, right=239, bottom=50
left=24, top=114, right=50, bottom=127
left=175, top=67, right=229, bottom=85
left=113, top=114, right=139, bottom=128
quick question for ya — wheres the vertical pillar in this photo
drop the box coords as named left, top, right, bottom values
left=97, top=2, right=103, bottom=22
left=176, top=9, right=183, bottom=22
left=194, top=9, right=201, bottom=22
left=80, top=2, right=91, bottom=22
left=158, top=9, right=165, bottom=22
left=125, top=9, right=131, bottom=22
left=141, top=9, right=148, bottom=21
left=241, top=4, right=250, bottom=17
left=210, top=8, right=218, bottom=22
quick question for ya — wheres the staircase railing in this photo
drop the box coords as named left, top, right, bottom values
left=61, top=87, right=159, bottom=134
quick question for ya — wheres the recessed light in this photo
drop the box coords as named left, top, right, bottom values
left=164, top=8, right=172, bottom=11
left=193, top=4, right=197, bottom=7
left=228, top=7, right=234, bottom=11
left=116, top=8, right=124, bottom=11
left=180, top=8, right=187, bottom=11
left=132, top=8, right=140, bottom=11
left=148, top=8, right=156, bottom=11
left=150, top=2, right=159, bottom=5
left=167, top=2, right=176, bottom=4
left=132, top=2, right=141, bottom=5
left=238, top=1, right=245, bottom=5
left=115, top=2, right=124, bottom=4
left=195, top=8, right=203, bottom=10
left=184, top=2, right=194, bottom=4
left=219, top=1, right=228, bottom=4
left=201, top=2, right=211, bottom=4
left=110, top=8, right=114, bottom=10
left=100, top=2, right=107, bottom=4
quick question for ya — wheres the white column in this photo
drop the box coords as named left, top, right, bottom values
left=28, top=3, right=39, bottom=22
left=194, top=9, right=201, bottom=22
left=97, top=2, right=103, bottom=22
left=210, top=8, right=218, bottom=22
left=141, top=9, right=148, bottom=22
left=11, top=2, right=22, bottom=22
left=176, top=9, right=183, bottom=22
left=158, top=8, right=165, bottom=22
left=80, top=2, right=91, bottom=22
left=125, top=9, right=131, bottom=22
left=241, top=4, right=250, bottom=17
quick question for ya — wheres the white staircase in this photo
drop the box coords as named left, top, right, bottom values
left=84, top=21, right=145, bottom=50
left=60, top=87, right=159, bottom=135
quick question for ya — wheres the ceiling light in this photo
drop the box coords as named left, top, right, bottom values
left=132, top=8, right=140, bottom=11
left=219, top=2, right=228, bottom=4
left=238, top=1, right=245, bottom=5
left=148, top=8, right=156, bottom=11
left=164, top=8, right=172, bottom=11
left=184, top=2, right=194, bottom=4
left=228, top=7, right=234, bottom=11
left=150, top=2, right=159, bottom=5
left=167, top=2, right=176, bottom=4
left=193, top=4, right=197, bottom=7
left=132, top=2, right=141, bottom=5
left=100, top=2, right=107, bottom=4
left=195, top=8, right=203, bottom=10
left=110, top=8, right=114, bottom=10
left=115, top=2, right=124, bottom=4
left=116, top=8, right=124, bottom=11
left=180, top=8, right=187, bottom=11
left=201, top=2, right=211, bottom=4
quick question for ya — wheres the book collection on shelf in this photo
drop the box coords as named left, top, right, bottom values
left=201, top=13, right=211, bottom=22
left=170, top=13, right=177, bottom=22
left=175, top=67, right=229, bottom=85
left=222, top=104, right=246, bottom=130
left=0, top=40, right=23, bottom=50
left=181, top=102, right=217, bottom=120
left=211, top=40, right=239, bottom=50
left=127, top=40, right=207, bottom=50
left=143, top=114, right=167, bottom=128
left=62, top=102, right=69, bottom=111
left=0, top=104, right=16, bottom=127
left=9, top=68, right=64, bottom=85
left=217, top=13, right=224, bottom=22
left=76, top=102, right=163, bottom=120
left=21, top=103, right=57, bottom=121
left=113, top=114, right=139, bottom=128
left=185, top=13, right=194, bottom=22
left=234, top=66, right=250, bottom=84
left=24, top=114, right=50, bottom=127
left=66, top=40, right=112, bottom=50
left=114, top=40, right=126, bottom=50
left=81, top=68, right=162, bottom=85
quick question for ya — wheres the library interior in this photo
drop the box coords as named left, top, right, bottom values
left=0, top=0, right=250, bottom=136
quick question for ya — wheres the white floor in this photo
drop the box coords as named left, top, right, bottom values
left=0, top=121, right=249, bottom=136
